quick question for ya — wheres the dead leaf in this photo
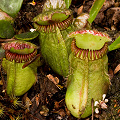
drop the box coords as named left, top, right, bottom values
left=114, top=64, right=120, bottom=74
left=0, top=80, right=3, bottom=85
left=25, top=97, right=32, bottom=112
left=47, top=74, right=62, bottom=89
left=117, top=109, right=120, bottom=113
left=108, top=68, right=114, bottom=80
left=54, top=99, right=64, bottom=110
left=35, top=94, right=40, bottom=107
left=77, top=5, right=83, bottom=15
left=40, top=105, right=49, bottom=116
left=47, top=74, right=59, bottom=85
left=58, top=109, right=66, bottom=118
left=65, top=107, right=71, bottom=116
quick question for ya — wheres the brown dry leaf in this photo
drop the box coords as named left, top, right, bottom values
left=46, top=74, right=63, bottom=89
left=25, top=97, right=32, bottom=112
left=40, top=105, right=49, bottom=116
left=65, top=106, right=71, bottom=116
left=117, top=109, right=120, bottom=113
left=52, top=109, right=66, bottom=119
left=0, top=80, right=3, bottom=85
left=77, top=5, right=83, bottom=15
left=54, top=99, right=64, bottom=110
left=114, top=103, right=117, bottom=108
left=114, top=64, right=120, bottom=74
left=35, top=94, right=40, bottom=107
left=31, top=93, right=40, bottom=107
left=47, top=74, right=59, bottom=85
left=54, top=101, right=60, bottom=109
left=9, top=115, right=15, bottom=120
left=58, top=109, right=66, bottom=118
left=108, top=68, right=114, bottom=80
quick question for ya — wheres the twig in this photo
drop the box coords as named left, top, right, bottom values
left=91, top=98, right=94, bottom=120
left=0, top=38, right=16, bottom=42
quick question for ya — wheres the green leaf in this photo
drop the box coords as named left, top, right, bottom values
left=88, top=0, right=105, bottom=24
left=108, top=36, right=120, bottom=51
left=64, top=0, right=72, bottom=9
left=0, top=20, right=14, bottom=38
left=14, top=31, right=39, bottom=41
left=0, top=0, right=23, bottom=18
left=0, top=10, right=14, bottom=23
left=0, top=47, right=5, bottom=58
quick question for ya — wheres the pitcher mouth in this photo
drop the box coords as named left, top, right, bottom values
left=71, top=39, right=108, bottom=60
left=2, top=41, right=37, bottom=63
left=34, top=15, right=73, bottom=33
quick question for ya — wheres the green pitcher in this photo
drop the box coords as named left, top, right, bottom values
left=2, top=40, right=39, bottom=96
left=65, top=30, right=111, bottom=118
left=33, top=0, right=76, bottom=77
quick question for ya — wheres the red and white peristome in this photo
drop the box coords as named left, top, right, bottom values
left=71, top=30, right=109, bottom=60
left=69, top=30, right=110, bottom=39
left=2, top=41, right=37, bottom=63
left=71, top=39, right=108, bottom=60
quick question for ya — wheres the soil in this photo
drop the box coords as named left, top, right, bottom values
left=0, top=0, right=120, bottom=120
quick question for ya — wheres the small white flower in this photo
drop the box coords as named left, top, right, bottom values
left=102, top=94, right=106, bottom=100
left=94, top=101, right=99, bottom=106
left=30, top=28, right=36, bottom=32
left=99, top=101, right=107, bottom=109
left=105, top=99, right=108, bottom=103
left=95, top=108, right=99, bottom=114
left=94, top=94, right=109, bottom=114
